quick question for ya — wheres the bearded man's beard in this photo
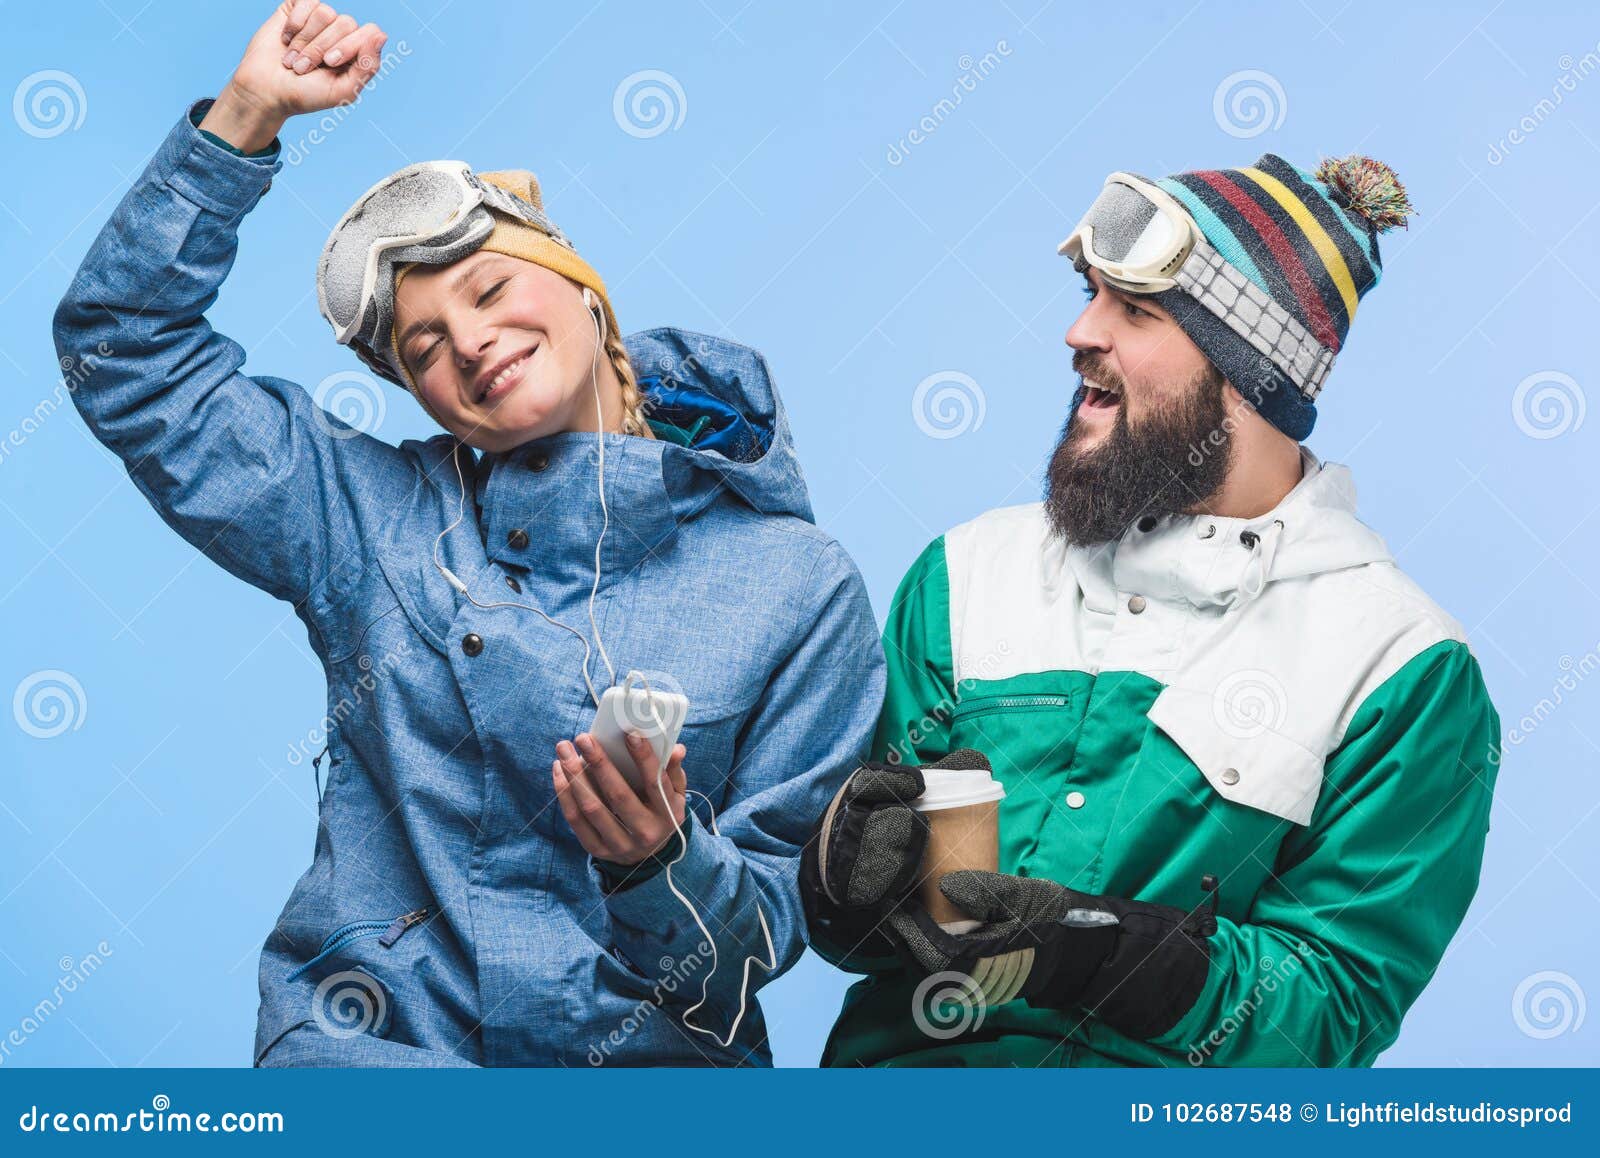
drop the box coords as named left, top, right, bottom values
left=1044, top=358, right=1233, bottom=547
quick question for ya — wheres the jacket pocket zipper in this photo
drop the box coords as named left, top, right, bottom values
left=286, top=907, right=430, bottom=982
left=952, top=693, right=1070, bottom=722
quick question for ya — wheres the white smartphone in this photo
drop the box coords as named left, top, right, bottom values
left=589, top=673, right=689, bottom=794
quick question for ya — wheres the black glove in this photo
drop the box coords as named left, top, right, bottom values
left=800, top=750, right=992, bottom=968
left=886, top=870, right=1216, bottom=1040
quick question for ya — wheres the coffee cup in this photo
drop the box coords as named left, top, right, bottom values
left=912, top=766, right=1005, bottom=932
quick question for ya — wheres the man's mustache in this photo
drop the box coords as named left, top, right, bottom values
left=1072, top=351, right=1127, bottom=395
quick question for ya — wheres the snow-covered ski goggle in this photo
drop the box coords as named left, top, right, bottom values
left=316, top=160, right=575, bottom=385
left=1059, top=171, right=1334, bottom=399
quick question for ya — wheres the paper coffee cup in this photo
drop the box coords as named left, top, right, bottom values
left=913, top=768, right=1005, bottom=929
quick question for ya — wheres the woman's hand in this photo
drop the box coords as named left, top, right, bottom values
left=200, top=3, right=389, bottom=152
left=552, top=734, right=689, bottom=866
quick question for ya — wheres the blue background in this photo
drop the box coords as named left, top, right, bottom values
left=2, top=0, right=1597, bottom=1068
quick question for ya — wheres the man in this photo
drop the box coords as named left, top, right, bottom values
left=802, top=153, right=1502, bottom=1067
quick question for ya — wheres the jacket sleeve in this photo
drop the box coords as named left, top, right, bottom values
left=601, top=540, right=886, bottom=1034
left=51, top=99, right=417, bottom=608
left=1148, top=640, right=1501, bottom=1066
left=808, top=536, right=954, bottom=973
left=872, top=536, right=957, bottom=765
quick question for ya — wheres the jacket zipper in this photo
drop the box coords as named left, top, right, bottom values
left=286, top=906, right=431, bottom=982
left=953, top=693, right=1070, bottom=721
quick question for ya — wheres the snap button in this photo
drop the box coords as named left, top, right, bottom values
left=1127, top=594, right=1147, bottom=614
left=507, top=528, right=530, bottom=550
left=1065, top=790, right=1086, bottom=809
left=1137, top=515, right=1158, bottom=533
left=1220, top=767, right=1240, bottom=786
left=527, top=451, right=550, bottom=472
left=461, top=633, right=484, bottom=657
left=504, top=575, right=521, bottom=593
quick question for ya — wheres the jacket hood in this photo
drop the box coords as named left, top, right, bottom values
left=624, top=327, right=814, bottom=526
left=1253, top=448, right=1392, bottom=583
left=462, top=328, right=814, bottom=595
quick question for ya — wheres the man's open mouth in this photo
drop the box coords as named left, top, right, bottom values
left=1082, top=378, right=1122, bottom=410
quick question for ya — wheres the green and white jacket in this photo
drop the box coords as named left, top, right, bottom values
left=818, top=448, right=1501, bottom=1067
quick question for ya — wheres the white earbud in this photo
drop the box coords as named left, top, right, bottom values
left=582, top=286, right=597, bottom=310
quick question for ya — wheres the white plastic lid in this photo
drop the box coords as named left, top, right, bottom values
left=914, top=767, right=1006, bottom=812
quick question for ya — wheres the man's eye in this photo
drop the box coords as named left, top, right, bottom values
left=1123, top=300, right=1148, bottom=319
left=477, top=279, right=508, bottom=307
left=414, top=337, right=441, bottom=366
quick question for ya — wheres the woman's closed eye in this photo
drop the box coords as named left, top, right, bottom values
left=412, top=334, right=442, bottom=367
left=407, top=277, right=514, bottom=367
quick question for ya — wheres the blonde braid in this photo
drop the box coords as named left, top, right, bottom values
left=605, top=327, right=650, bottom=437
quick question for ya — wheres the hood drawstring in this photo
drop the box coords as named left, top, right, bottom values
left=1232, top=518, right=1285, bottom=609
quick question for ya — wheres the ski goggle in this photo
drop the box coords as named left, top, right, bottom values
left=1059, top=171, right=1335, bottom=399
left=316, top=160, right=575, bottom=386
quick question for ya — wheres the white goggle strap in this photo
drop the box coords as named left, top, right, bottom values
left=462, top=171, right=577, bottom=252
left=1174, top=237, right=1335, bottom=400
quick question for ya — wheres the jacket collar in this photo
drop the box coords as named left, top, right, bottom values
left=1049, top=447, right=1394, bottom=612
left=477, top=432, right=684, bottom=585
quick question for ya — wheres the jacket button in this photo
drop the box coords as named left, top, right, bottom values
left=461, top=633, right=484, bottom=657
left=507, top=528, right=530, bottom=550
left=1065, top=790, right=1086, bottom=809
left=1127, top=594, right=1147, bottom=614
left=504, top=575, right=522, bottom=593
left=1220, top=767, right=1240, bottom=786
left=1137, top=515, right=1158, bottom=532
left=527, top=452, right=550, bottom=472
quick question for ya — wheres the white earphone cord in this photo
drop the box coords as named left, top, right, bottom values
left=637, top=674, right=776, bottom=1049
left=585, top=291, right=616, bottom=690
left=429, top=293, right=616, bottom=706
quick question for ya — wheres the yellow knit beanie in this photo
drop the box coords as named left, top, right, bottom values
left=389, top=169, right=621, bottom=395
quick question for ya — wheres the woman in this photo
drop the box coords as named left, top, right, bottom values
left=52, top=2, right=884, bottom=1067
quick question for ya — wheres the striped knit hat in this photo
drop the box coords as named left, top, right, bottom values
left=1152, top=154, right=1412, bottom=440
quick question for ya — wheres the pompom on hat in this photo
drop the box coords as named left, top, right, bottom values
left=1146, top=153, right=1414, bottom=440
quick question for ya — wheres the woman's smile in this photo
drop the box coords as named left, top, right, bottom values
left=475, top=344, right=539, bottom=405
